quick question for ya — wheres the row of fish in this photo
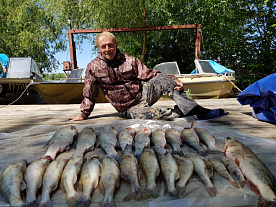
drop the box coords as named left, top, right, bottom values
left=1, top=124, right=275, bottom=207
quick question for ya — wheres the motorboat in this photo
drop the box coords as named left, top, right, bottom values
left=154, top=59, right=237, bottom=99
left=0, top=57, right=45, bottom=104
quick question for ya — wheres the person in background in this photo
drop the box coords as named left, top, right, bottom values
left=68, top=32, right=228, bottom=121
left=1, top=67, right=7, bottom=78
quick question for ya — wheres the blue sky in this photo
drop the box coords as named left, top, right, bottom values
left=54, top=38, right=97, bottom=73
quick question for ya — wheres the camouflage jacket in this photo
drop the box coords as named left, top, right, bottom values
left=80, top=49, right=160, bottom=119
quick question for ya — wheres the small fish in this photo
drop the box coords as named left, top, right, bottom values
left=39, top=159, right=68, bottom=207
left=77, top=157, right=101, bottom=207
left=165, top=128, right=183, bottom=155
left=118, top=127, right=136, bottom=151
left=0, top=160, right=27, bottom=207
left=189, top=155, right=219, bottom=197
left=224, top=137, right=276, bottom=207
left=119, top=145, right=142, bottom=201
left=159, top=152, right=180, bottom=197
left=194, top=127, right=222, bottom=153
left=98, top=126, right=119, bottom=158
left=220, top=156, right=246, bottom=187
left=61, top=156, right=86, bottom=207
left=208, top=158, right=239, bottom=188
left=134, top=127, right=151, bottom=160
left=202, top=158, right=215, bottom=183
left=151, top=128, right=167, bottom=156
left=24, top=157, right=51, bottom=207
left=173, top=155, right=194, bottom=196
left=139, top=148, right=160, bottom=199
left=180, top=122, right=207, bottom=156
left=73, top=127, right=97, bottom=157
left=99, top=157, right=120, bottom=207
left=43, top=125, right=78, bottom=160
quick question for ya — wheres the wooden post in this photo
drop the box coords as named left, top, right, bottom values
left=68, top=32, right=77, bottom=69
left=195, top=24, right=201, bottom=60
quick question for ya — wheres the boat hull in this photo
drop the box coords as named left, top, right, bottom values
left=0, top=79, right=45, bottom=104
left=32, top=82, right=108, bottom=104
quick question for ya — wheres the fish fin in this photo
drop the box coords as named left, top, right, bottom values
left=257, top=196, right=276, bottom=207
left=176, top=185, right=186, bottom=196
left=206, top=185, right=219, bottom=197
left=190, top=120, right=195, bottom=129
left=207, top=149, right=224, bottom=155
left=169, top=189, right=179, bottom=198
left=247, top=179, right=260, bottom=194
left=141, top=186, right=159, bottom=199
left=171, top=150, right=184, bottom=156
left=239, top=179, right=246, bottom=188
left=123, top=187, right=142, bottom=201
left=38, top=199, right=52, bottom=207
left=229, top=179, right=239, bottom=188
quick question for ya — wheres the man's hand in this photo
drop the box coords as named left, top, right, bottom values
left=68, top=115, right=85, bottom=121
left=167, top=74, right=184, bottom=91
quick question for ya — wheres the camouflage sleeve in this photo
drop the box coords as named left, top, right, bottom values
left=134, top=57, right=161, bottom=81
left=80, top=64, right=99, bottom=119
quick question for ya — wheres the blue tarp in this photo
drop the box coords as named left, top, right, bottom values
left=0, top=54, right=9, bottom=67
left=191, top=60, right=235, bottom=74
left=237, top=73, right=276, bottom=123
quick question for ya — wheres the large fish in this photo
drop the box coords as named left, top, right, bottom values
left=24, top=157, right=51, bottom=207
left=39, top=159, right=68, bottom=207
left=224, top=137, right=276, bottom=207
left=139, top=148, right=160, bottom=199
left=0, top=160, right=27, bottom=207
left=151, top=128, right=167, bottom=156
left=43, top=125, right=78, bottom=160
left=158, top=153, right=179, bottom=197
left=194, top=127, right=222, bottom=153
left=61, top=156, right=86, bottom=207
left=119, top=145, right=142, bottom=201
left=188, top=155, right=218, bottom=197
left=220, top=156, right=246, bottom=187
left=73, top=127, right=97, bottom=157
left=134, top=127, right=151, bottom=159
left=180, top=122, right=207, bottom=156
left=118, top=127, right=136, bottom=151
left=77, top=157, right=101, bottom=207
left=165, top=128, right=183, bottom=155
left=100, top=157, right=120, bottom=207
left=98, top=126, right=118, bottom=158
left=173, top=155, right=194, bottom=196
left=208, top=158, right=239, bottom=188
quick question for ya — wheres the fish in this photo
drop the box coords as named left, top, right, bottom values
left=188, top=155, right=219, bottom=197
left=194, top=127, right=222, bottom=153
left=43, top=125, right=79, bottom=160
left=98, top=126, right=119, bottom=158
left=134, top=127, right=152, bottom=160
left=139, top=148, right=160, bottom=199
left=202, top=158, right=215, bottom=183
left=165, top=128, right=183, bottom=155
left=99, top=157, right=120, bottom=207
left=0, top=160, right=27, bottom=207
left=220, top=156, right=246, bottom=187
left=208, top=158, right=239, bottom=188
left=73, top=127, right=97, bottom=157
left=173, top=154, right=194, bottom=196
left=180, top=122, right=207, bottom=156
left=118, top=127, right=136, bottom=151
left=77, top=157, right=101, bottom=207
left=39, top=159, right=68, bottom=207
left=119, top=145, right=142, bottom=201
left=61, top=156, right=86, bottom=207
left=158, top=152, right=180, bottom=197
left=224, top=137, right=276, bottom=207
left=151, top=128, right=167, bottom=156
left=24, top=157, right=51, bottom=207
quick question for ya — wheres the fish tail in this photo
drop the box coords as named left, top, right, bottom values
left=206, top=185, right=219, bottom=197
left=24, top=200, right=39, bottom=207
left=176, top=184, right=186, bottom=196
left=238, top=178, right=246, bottom=188
left=66, top=192, right=88, bottom=207
left=99, top=200, right=116, bottom=207
left=141, top=186, right=159, bottom=199
left=123, top=187, right=142, bottom=201
left=169, top=188, right=179, bottom=198
left=257, top=197, right=276, bottom=207
left=229, top=179, right=239, bottom=188
left=38, top=199, right=52, bottom=207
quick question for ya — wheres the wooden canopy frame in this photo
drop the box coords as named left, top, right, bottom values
left=67, top=24, right=202, bottom=70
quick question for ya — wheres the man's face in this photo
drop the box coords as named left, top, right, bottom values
left=98, top=36, right=118, bottom=61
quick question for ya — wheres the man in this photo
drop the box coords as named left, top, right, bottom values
left=68, top=32, right=227, bottom=121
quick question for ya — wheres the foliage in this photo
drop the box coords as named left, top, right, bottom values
left=43, top=73, right=66, bottom=81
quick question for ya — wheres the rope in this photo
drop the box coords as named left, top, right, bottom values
left=222, top=74, right=243, bottom=93
left=0, top=80, right=33, bottom=108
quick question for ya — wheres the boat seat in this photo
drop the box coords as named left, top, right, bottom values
left=66, top=68, right=84, bottom=83
left=153, top=61, right=181, bottom=75
left=194, top=59, right=216, bottom=74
